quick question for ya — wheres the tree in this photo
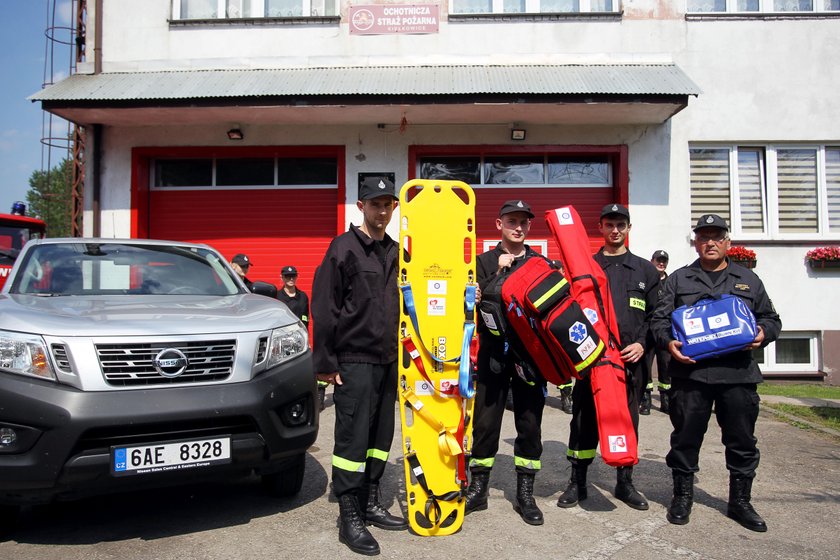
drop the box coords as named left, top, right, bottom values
left=26, top=158, right=74, bottom=238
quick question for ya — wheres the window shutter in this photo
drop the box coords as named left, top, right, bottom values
left=826, top=148, right=840, bottom=233
left=776, top=149, right=818, bottom=234
left=737, top=148, right=766, bottom=233
left=690, top=148, right=730, bottom=226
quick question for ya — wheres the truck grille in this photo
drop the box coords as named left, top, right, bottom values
left=96, top=340, right=236, bottom=386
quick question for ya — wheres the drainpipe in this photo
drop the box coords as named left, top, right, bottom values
left=92, top=0, right=103, bottom=235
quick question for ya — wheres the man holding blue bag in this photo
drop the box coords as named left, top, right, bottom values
left=651, top=214, right=781, bottom=533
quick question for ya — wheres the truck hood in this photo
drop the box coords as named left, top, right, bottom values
left=0, top=293, right=299, bottom=337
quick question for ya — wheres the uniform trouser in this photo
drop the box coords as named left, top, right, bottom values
left=655, top=349, right=671, bottom=391
left=566, top=360, right=641, bottom=465
left=470, top=339, right=546, bottom=475
left=331, top=361, right=398, bottom=497
left=666, top=377, right=760, bottom=478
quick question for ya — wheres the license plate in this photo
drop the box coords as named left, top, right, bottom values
left=111, top=436, right=231, bottom=477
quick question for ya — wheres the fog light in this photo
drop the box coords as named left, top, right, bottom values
left=0, top=427, right=17, bottom=446
left=281, top=398, right=310, bottom=427
left=289, top=403, right=304, bottom=420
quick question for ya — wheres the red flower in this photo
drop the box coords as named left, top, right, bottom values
left=805, top=246, right=840, bottom=262
left=727, top=246, right=756, bottom=260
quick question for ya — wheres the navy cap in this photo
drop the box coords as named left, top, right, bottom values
left=359, top=177, right=398, bottom=201
left=499, top=200, right=534, bottom=218
left=600, top=203, right=630, bottom=221
left=652, top=249, right=669, bottom=261
left=231, top=254, right=252, bottom=267
left=281, top=265, right=298, bottom=277
left=693, top=214, right=729, bottom=232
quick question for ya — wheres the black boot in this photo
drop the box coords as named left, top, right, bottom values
left=557, top=463, right=588, bottom=508
left=660, top=391, right=670, bottom=414
left=615, top=466, right=649, bottom=510
left=364, top=483, right=408, bottom=531
left=514, top=472, right=544, bottom=525
left=338, top=493, right=380, bottom=556
left=464, top=470, right=490, bottom=514
left=639, top=390, right=651, bottom=415
left=559, top=387, right=573, bottom=415
left=727, top=476, right=767, bottom=532
left=666, top=472, right=693, bottom=525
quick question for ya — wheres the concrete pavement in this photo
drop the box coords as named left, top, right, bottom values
left=2, top=388, right=839, bottom=560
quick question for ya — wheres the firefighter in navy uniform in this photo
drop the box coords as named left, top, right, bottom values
left=557, top=203, right=659, bottom=511
left=464, top=200, right=547, bottom=526
left=311, top=177, right=407, bottom=556
left=651, top=214, right=781, bottom=532
left=648, top=249, right=673, bottom=413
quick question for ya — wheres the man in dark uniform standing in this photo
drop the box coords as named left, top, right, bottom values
left=276, top=265, right=309, bottom=328
left=651, top=214, right=781, bottom=532
left=311, top=177, right=407, bottom=556
left=648, top=249, right=672, bottom=413
left=230, top=253, right=254, bottom=291
left=464, top=199, right=547, bottom=526
left=557, top=203, right=659, bottom=511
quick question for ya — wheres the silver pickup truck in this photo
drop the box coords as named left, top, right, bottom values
left=0, top=238, right=318, bottom=517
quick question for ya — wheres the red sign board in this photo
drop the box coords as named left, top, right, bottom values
left=349, top=4, right=440, bottom=35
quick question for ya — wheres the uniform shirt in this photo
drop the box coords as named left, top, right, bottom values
left=593, top=248, right=660, bottom=350
left=650, top=259, right=782, bottom=384
left=277, top=288, right=310, bottom=327
left=311, top=225, right=400, bottom=373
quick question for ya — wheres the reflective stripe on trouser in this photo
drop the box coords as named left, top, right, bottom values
left=469, top=457, right=495, bottom=470
left=666, top=377, right=760, bottom=477
left=658, top=382, right=672, bottom=391
left=331, top=361, right=397, bottom=497
left=470, top=334, right=546, bottom=474
left=514, top=456, right=542, bottom=473
left=566, top=364, right=640, bottom=465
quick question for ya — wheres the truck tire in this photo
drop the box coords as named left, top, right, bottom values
left=261, top=454, right=305, bottom=498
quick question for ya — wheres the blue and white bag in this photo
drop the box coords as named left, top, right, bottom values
left=671, top=294, right=757, bottom=360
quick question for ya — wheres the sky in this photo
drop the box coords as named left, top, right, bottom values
left=1, top=1, right=74, bottom=213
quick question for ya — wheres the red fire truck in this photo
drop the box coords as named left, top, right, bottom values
left=0, top=202, right=47, bottom=290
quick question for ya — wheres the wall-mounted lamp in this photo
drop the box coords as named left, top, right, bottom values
left=227, top=127, right=244, bottom=141
left=511, top=129, right=526, bottom=141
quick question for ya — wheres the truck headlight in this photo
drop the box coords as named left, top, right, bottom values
left=0, top=330, right=56, bottom=381
left=266, top=324, right=308, bottom=369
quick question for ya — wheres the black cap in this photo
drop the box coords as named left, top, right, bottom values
left=652, top=249, right=669, bottom=261
left=231, top=254, right=252, bottom=267
left=359, top=177, right=398, bottom=201
left=693, top=214, right=729, bottom=232
left=499, top=200, right=534, bottom=218
left=281, top=265, right=298, bottom=277
left=600, top=203, right=630, bottom=220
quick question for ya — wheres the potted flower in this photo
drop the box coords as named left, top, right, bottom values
left=805, top=246, right=840, bottom=270
left=727, top=246, right=757, bottom=269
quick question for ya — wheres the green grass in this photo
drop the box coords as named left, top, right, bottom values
left=763, top=403, right=840, bottom=434
left=758, top=382, right=840, bottom=399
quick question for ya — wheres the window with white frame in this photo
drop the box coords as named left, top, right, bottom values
left=689, top=145, right=840, bottom=239
left=687, top=0, right=839, bottom=13
left=419, top=154, right=612, bottom=188
left=449, top=0, right=618, bottom=15
left=754, top=332, right=820, bottom=375
left=173, top=0, right=336, bottom=19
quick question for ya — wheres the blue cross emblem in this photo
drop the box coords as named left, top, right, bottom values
left=569, top=321, right=587, bottom=344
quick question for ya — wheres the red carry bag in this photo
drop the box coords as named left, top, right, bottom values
left=545, top=205, right=638, bottom=467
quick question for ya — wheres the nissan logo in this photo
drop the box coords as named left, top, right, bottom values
left=153, top=348, right=189, bottom=377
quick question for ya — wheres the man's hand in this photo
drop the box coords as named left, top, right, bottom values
left=497, top=253, right=515, bottom=273
left=668, top=340, right=696, bottom=365
left=316, top=372, right=343, bottom=385
left=475, top=285, right=482, bottom=304
left=744, top=326, right=766, bottom=351
left=620, top=342, right=645, bottom=364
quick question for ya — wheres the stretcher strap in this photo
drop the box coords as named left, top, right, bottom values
left=401, top=387, right=463, bottom=457
left=406, top=452, right=463, bottom=526
left=401, top=335, right=459, bottom=397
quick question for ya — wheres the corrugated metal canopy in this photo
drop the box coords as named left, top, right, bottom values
left=31, top=64, right=700, bottom=101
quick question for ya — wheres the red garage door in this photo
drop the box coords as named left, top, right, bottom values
left=132, top=146, right=343, bottom=297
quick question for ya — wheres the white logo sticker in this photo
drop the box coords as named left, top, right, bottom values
left=440, top=379, right=458, bottom=397
left=479, top=309, right=498, bottom=330
left=427, top=297, right=446, bottom=316
left=608, top=435, right=628, bottom=453
left=707, top=312, right=731, bottom=330
left=554, top=207, right=574, bottom=225
left=576, top=337, right=598, bottom=360
left=415, top=380, right=435, bottom=396
left=584, top=307, right=599, bottom=325
left=428, top=280, right=447, bottom=295
left=683, top=317, right=705, bottom=335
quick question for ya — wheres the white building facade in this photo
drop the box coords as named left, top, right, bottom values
left=33, top=0, right=840, bottom=382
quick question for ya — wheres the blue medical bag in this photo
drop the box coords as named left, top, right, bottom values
left=671, top=294, right=757, bottom=360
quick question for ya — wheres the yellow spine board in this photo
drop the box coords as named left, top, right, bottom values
left=398, top=179, right=476, bottom=537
